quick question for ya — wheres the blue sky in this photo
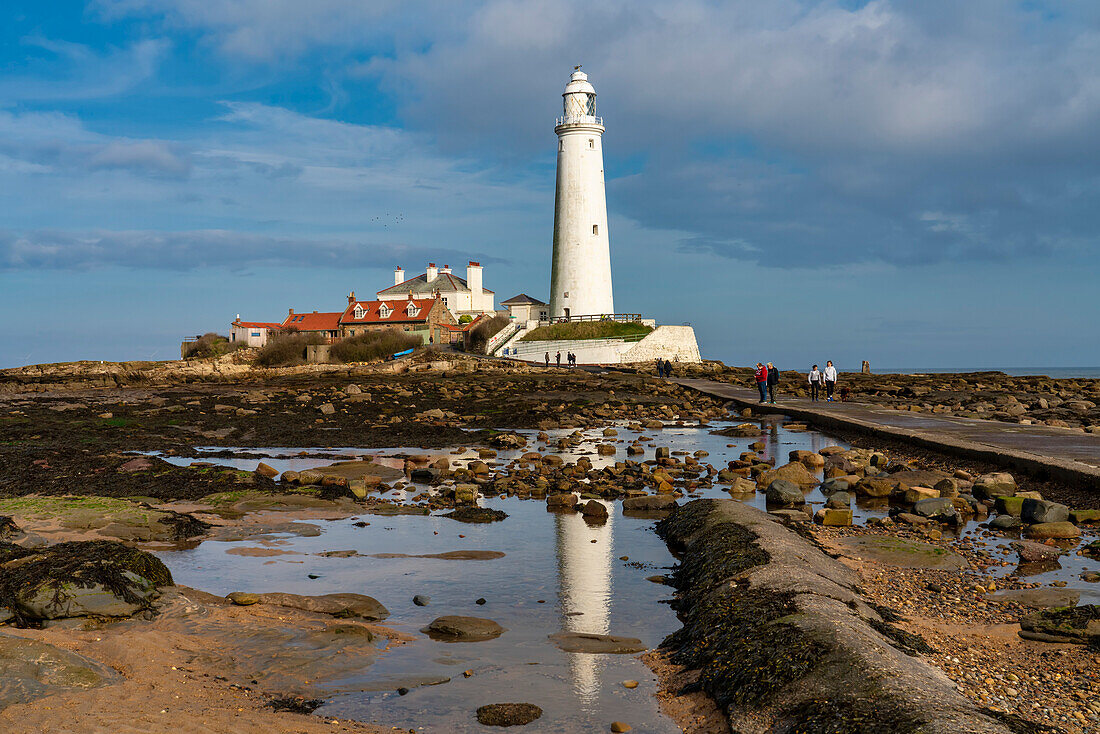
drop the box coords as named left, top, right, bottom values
left=2, top=0, right=1099, bottom=369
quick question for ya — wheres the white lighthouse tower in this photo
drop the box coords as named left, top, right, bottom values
left=550, top=68, right=614, bottom=320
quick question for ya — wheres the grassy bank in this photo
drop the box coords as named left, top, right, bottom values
left=520, top=321, right=652, bottom=342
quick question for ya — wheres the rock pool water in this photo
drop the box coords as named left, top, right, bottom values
left=148, top=417, right=1098, bottom=731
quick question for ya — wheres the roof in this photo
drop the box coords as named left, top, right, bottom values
left=281, top=312, right=343, bottom=332
left=501, top=293, right=546, bottom=306
left=233, top=321, right=283, bottom=329
left=340, top=298, right=439, bottom=325
left=377, top=271, right=495, bottom=297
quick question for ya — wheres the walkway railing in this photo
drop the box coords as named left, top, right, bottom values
left=486, top=321, right=521, bottom=356
left=555, top=115, right=603, bottom=126
left=548, top=313, right=642, bottom=324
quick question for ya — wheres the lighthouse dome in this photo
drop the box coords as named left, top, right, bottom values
left=561, top=69, right=597, bottom=121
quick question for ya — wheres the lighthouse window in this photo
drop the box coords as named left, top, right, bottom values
left=588, top=139, right=594, bottom=148
left=559, top=141, right=564, bottom=151
left=592, top=225, right=598, bottom=235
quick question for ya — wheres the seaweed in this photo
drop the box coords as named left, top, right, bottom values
left=266, top=696, right=324, bottom=714
left=0, top=540, right=172, bottom=626
left=979, top=708, right=1067, bottom=734
left=781, top=697, right=924, bottom=734
left=0, top=515, right=20, bottom=539
left=867, top=618, right=935, bottom=657
left=156, top=509, right=212, bottom=540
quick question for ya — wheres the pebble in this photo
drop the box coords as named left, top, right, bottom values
left=621, top=680, right=639, bottom=689
left=610, top=723, right=632, bottom=733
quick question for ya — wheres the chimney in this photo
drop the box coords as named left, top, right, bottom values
left=441, top=264, right=451, bottom=274
left=348, top=291, right=356, bottom=305
left=426, top=262, right=438, bottom=281
left=289, top=308, right=294, bottom=315
left=394, top=266, right=404, bottom=286
left=235, top=313, right=240, bottom=321
left=467, top=261, right=483, bottom=306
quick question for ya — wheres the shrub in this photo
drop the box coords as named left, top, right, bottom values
left=520, top=320, right=652, bottom=342
left=183, top=333, right=242, bottom=359
left=459, top=314, right=474, bottom=324
left=468, top=315, right=510, bottom=354
left=330, top=330, right=422, bottom=363
left=254, top=332, right=324, bottom=367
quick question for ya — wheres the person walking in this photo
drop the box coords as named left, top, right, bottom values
left=766, top=362, right=779, bottom=403
left=808, top=364, right=822, bottom=402
left=545, top=352, right=550, bottom=367
left=754, top=362, right=768, bottom=402
left=823, top=360, right=838, bottom=402
left=556, top=351, right=561, bottom=367
left=664, top=359, right=674, bottom=378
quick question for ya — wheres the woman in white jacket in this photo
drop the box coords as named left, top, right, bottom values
left=808, top=365, right=822, bottom=402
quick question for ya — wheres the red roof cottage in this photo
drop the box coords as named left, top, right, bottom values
left=280, top=309, right=343, bottom=342
left=339, top=292, right=456, bottom=346
left=230, top=317, right=283, bottom=347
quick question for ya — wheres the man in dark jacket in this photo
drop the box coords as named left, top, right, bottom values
left=754, top=363, right=768, bottom=402
left=766, top=362, right=779, bottom=403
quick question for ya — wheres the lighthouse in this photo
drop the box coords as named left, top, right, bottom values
left=550, top=69, right=614, bottom=320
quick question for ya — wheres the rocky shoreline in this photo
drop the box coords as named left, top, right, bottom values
left=0, top=351, right=1097, bottom=732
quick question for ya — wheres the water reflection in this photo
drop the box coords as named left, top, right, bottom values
left=554, top=505, right=614, bottom=706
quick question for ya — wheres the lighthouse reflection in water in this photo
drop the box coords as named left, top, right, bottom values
left=554, top=500, right=615, bottom=705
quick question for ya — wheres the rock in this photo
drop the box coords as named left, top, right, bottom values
left=855, top=477, right=895, bottom=498
left=994, top=496, right=1025, bottom=517
left=988, top=588, right=1081, bottom=609
left=602, top=428, right=618, bottom=437
left=825, top=492, right=851, bottom=509
left=727, top=477, right=757, bottom=494
left=621, top=680, right=639, bottom=689
left=257, top=592, right=389, bottom=621
left=597, top=444, right=616, bottom=455
left=819, top=478, right=850, bottom=495
left=422, top=616, right=505, bottom=641
left=1024, top=522, right=1080, bottom=540
left=902, top=487, right=939, bottom=504
left=1010, top=541, right=1061, bottom=563
left=933, top=478, right=959, bottom=498
left=765, top=480, right=805, bottom=507
left=758, top=461, right=819, bottom=490
left=345, top=384, right=362, bottom=395
left=972, top=472, right=1016, bottom=499
left=227, top=591, right=260, bottom=606
left=580, top=500, right=609, bottom=521
left=280, top=470, right=300, bottom=484
left=988, top=515, right=1022, bottom=530
left=1021, top=499, right=1069, bottom=524
left=443, top=507, right=508, bottom=523
left=0, top=516, right=22, bottom=541
left=1018, top=605, right=1099, bottom=645
left=454, top=483, right=479, bottom=505
left=0, top=635, right=117, bottom=710
left=319, top=403, right=336, bottom=415
left=655, top=447, right=670, bottom=460
left=911, top=498, right=958, bottom=523
left=255, top=462, right=279, bottom=479
left=819, top=508, right=853, bottom=527
left=5, top=541, right=171, bottom=621
left=1071, top=509, right=1100, bottom=524
left=547, top=493, right=579, bottom=509
left=611, top=724, right=632, bottom=733
left=789, top=450, right=824, bottom=468
left=475, top=703, right=543, bottom=727
left=117, top=457, right=153, bottom=473
left=413, top=595, right=430, bottom=606
left=547, top=632, right=646, bottom=654
left=621, top=495, right=677, bottom=512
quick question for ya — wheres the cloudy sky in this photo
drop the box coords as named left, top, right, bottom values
left=2, top=0, right=1099, bottom=369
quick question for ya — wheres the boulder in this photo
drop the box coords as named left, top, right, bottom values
left=789, top=450, right=824, bottom=468
left=422, top=616, right=505, bottom=641
left=826, top=492, right=852, bottom=509
left=855, top=477, right=895, bottom=498
left=911, top=498, right=958, bottom=523
left=255, top=462, right=279, bottom=479
left=579, top=500, right=609, bottom=520
left=988, top=515, right=1022, bottom=530
left=546, top=493, right=579, bottom=509
left=758, top=461, right=819, bottom=490
left=1018, top=605, right=1100, bottom=645
left=972, top=473, right=1017, bottom=500
left=1071, top=509, right=1100, bottom=524
left=933, top=478, right=959, bottom=498
left=547, top=632, right=646, bottom=654
left=819, top=478, right=850, bottom=495
left=621, top=496, right=677, bottom=512
left=765, top=480, right=805, bottom=507
left=902, top=487, right=939, bottom=504
left=1020, top=499, right=1069, bottom=525
left=1024, top=522, right=1080, bottom=540
left=257, top=592, right=389, bottom=621
left=994, top=496, right=1025, bottom=517
left=819, top=508, right=853, bottom=527
left=1010, top=541, right=1061, bottom=563
left=3, top=540, right=171, bottom=621
left=443, top=507, right=507, bottom=523
left=476, top=703, right=543, bottom=727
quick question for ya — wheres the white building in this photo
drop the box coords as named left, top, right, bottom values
left=376, top=261, right=495, bottom=319
left=501, top=293, right=549, bottom=323
left=230, top=316, right=282, bottom=347
left=550, top=69, right=614, bottom=320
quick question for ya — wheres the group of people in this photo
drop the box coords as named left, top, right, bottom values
left=654, top=358, right=675, bottom=378
left=754, top=360, right=839, bottom=403
left=545, top=351, right=579, bottom=367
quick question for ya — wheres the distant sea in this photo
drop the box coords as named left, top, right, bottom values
left=869, top=367, right=1100, bottom=379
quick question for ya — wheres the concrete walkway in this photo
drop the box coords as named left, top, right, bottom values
left=674, top=377, right=1100, bottom=486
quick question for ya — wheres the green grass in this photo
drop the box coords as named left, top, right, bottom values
left=520, top=321, right=653, bottom=342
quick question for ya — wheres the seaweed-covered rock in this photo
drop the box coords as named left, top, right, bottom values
left=442, top=507, right=507, bottom=523
left=1018, top=605, right=1100, bottom=647
left=476, top=703, right=542, bottom=726
left=0, top=541, right=171, bottom=623
left=422, top=616, right=505, bottom=641
left=0, top=517, right=21, bottom=541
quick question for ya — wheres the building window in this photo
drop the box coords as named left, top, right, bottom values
left=353, top=306, right=364, bottom=319
left=250, top=331, right=260, bottom=338
left=592, top=224, right=598, bottom=235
